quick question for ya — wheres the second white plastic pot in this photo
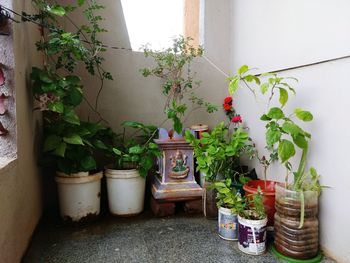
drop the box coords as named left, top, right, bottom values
left=105, top=168, right=146, bottom=216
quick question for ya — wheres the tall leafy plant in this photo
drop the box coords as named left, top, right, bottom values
left=141, top=36, right=217, bottom=134
left=228, top=65, right=321, bottom=192
left=28, top=0, right=113, bottom=174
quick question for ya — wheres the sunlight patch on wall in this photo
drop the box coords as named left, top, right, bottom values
left=121, top=0, right=184, bottom=51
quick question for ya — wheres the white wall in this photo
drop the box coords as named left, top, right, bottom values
left=71, top=0, right=232, bottom=132
left=231, top=1, right=350, bottom=262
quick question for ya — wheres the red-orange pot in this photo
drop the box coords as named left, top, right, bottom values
left=243, top=180, right=277, bottom=227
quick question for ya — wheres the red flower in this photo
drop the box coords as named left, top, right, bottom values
left=231, top=115, right=242, bottom=123
left=224, top=96, right=232, bottom=104
left=223, top=104, right=232, bottom=111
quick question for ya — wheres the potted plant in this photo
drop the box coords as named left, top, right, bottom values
left=238, top=189, right=267, bottom=255
left=229, top=65, right=323, bottom=260
left=211, top=178, right=245, bottom=240
left=29, top=0, right=113, bottom=222
left=227, top=65, right=300, bottom=226
left=185, top=121, right=254, bottom=219
left=141, top=36, right=217, bottom=202
left=104, top=121, right=160, bottom=216
left=141, top=36, right=217, bottom=136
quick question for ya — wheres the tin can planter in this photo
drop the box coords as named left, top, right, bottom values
left=55, top=171, right=102, bottom=223
left=274, top=184, right=319, bottom=260
left=238, top=214, right=267, bottom=255
left=105, top=168, right=146, bottom=216
left=218, top=207, right=238, bottom=240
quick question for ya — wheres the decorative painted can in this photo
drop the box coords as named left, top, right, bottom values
left=218, top=207, right=238, bottom=240
left=238, top=214, right=268, bottom=255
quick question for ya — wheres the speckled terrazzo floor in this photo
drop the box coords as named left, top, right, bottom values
left=23, top=212, right=335, bottom=263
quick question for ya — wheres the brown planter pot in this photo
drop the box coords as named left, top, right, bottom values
left=203, top=182, right=218, bottom=219
left=274, top=184, right=319, bottom=260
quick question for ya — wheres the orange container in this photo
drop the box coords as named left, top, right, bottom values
left=243, top=180, right=277, bottom=227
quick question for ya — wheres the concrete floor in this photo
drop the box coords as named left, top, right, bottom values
left=23, top=212, right=334, bottom=263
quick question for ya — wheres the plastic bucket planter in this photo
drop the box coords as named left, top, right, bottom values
left=105, top=168, right=146, bottom=216
left=274, top=183, right=319, bottom=260
left=55, top=171, right=102, bottom=222
left=238, top=214, right=267, bottom=255
left=218, top=207, right=238, bottom=240
left=243, top=180, right=276, bottom=227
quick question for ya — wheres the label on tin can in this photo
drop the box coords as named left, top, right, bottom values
left=218, top=209, right=238, bottom=240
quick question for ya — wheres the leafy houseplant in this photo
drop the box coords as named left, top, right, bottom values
left=141, top=36, right=217, bottom=134
left=211, top=178, right=245, bottom=240
left=29, top=0, right=113, bottom=174
left=185, top=122, right=254, bottom=183
left=28, top=0, right=113, bottom=222
left=105, top=121, right=161, bottom=216
left=185, top=120, right=254, bottom=219
left=229, top=65, right=322, bottom=259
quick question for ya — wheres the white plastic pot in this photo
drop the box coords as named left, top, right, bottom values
left=105, top=168, right=146, bottom=216
left=238, top=214, right=267, bottom=255
left=55, top=171, right=102, bottom=222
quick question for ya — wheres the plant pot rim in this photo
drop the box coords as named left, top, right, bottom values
left=55, top=171, right=102, bottom=184
left=219, top=206, right=237, bottom=215
left=243, top=179, right=277, bottom=195
left=276, top=183, right=320, bottom=195
left=238, top=213, right=268, bottom=225
left=105, top=167, right=142, bottom=179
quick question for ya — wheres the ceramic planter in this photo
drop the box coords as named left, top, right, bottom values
left=238, top=214, right=267, bottom=255
left=105, top=168, right=145, bottom=216
left=274, top=183, right=319, bottom=260
left=218, top=207, right=238, bottom=240
left=243, top=180, right=276, bottom=227
left=55, top=171, right=102, bottom=222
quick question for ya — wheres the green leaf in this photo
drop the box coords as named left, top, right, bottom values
left=41, top=83, right=56, bottom=93
left=260, top=114, right=272, bottom=121
left=228, top=77, right=239, bottom=95
left=294, top=108, right=313, bottom=122
left=129, top=145, right=143, bottom=154
left=53, top=142, right=66, bottom=157
left=266, top=127, right=281, bottom=146
left=43, top=135, right=62, bottom=152
left=218, top=188, right=230, bottom=194
left=80, top=156, right=96, bottom=171
left=48, top=101, right=64, bottom=113
left=140, top=156, right=153, bottom=171
left=67, top=87, right=82, bottom=106
left=48, top=5, right=66, bottom=16
left=278, top=139, right=296, bottom=163
left=293, top=134, right=308, bottom=149
left=238, top=65, right=249, bottom=75
left=94, top=140, right=108, bottom=150
left=267, top=107, right=285, bottom=120
left=260, top=83, right=269, bottom=94
left=148, top=143, right=158, bottom=150
left=279, top=88, right=288, bottom=107
left=62, top=108, right=80, bottom=125
left=78, top=0, right=86, bottom=6
left=113, top=148, right=122, bottom=155
left=65, top=75, right=81, bottom=85
left=173, top=116, right=182, bottom=134
left=63, top=134, right=84, bottom=145
left=282, top=122, right=302, bottom=137
left=122, top=121, right=144, bottom=129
